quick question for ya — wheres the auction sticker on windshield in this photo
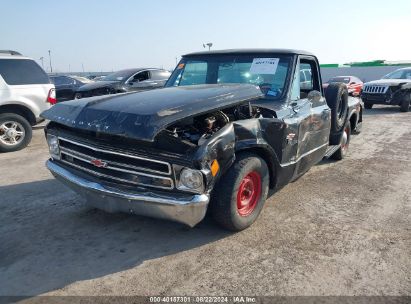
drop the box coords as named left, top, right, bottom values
left=249, top=58, right=279, bottom=74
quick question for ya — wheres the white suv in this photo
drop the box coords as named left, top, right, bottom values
left=0, top=50, right=55, bottom=152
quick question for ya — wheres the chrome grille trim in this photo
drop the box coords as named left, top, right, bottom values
left=57, top=136, right=174, bottom=190
left=59, top=159, right=174, bottom=190
left=363, top=85, right=388, bottom=94
left=58, top=136, right=172, bottom=175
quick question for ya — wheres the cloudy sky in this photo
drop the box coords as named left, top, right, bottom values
left=1, top=0, right=410, bottom=72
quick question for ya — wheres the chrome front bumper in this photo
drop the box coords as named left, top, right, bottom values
left=46, top=160, right=209, bottom=227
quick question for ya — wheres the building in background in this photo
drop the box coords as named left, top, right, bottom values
left=320, top=60, right=411, bottom=83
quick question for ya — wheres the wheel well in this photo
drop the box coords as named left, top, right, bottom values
left=0, top=104, right=36, bottom=125
left=236, top=147, right=277, bottom=189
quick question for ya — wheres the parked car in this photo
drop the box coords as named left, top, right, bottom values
left=74, top=68, right=171, bottom=99
left=323, top=76, right=363, bottom=96
left=0, top=50, right=55, bottom=152
left=42, top=49, right=362, bottom=231
left=361, top=67, right=411, bottom=112
left=50, top=75, right=93, bottom=102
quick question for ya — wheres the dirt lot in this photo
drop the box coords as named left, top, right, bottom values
left=0, top=105, right=410, bottom=297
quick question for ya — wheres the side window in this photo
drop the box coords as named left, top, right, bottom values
left=300, top=63, right=313, bottom=91
left=179, top=62, right=208, bottom=86
left=151, top=70, right=171, bottom=80
left=133, top=71, right=150, bottom=82
left=61, top=76, right=74, bottom=85
left=0, top=59, right=50, bottom=85
left=299, top=58, right=321, bottom=93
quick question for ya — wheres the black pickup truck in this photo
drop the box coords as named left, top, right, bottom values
left=41, top=49, right=363, bottom=231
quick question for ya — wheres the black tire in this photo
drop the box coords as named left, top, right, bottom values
left=400, top=98, right=410, bottom=112
left=325, top=82, right=349, bottom=133
left=331, top=121, right=351, bottom=161
left=364, top=103, right=373, bottom=109
left=211, top=153, right=269, bottom=231
left=0, top=113, right=32, bottom=153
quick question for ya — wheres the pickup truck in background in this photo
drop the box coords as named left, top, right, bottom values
left=41, top=49, right=363, bottom=231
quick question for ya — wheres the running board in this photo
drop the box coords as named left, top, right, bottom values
left=324, top=145, right=340, bottom=158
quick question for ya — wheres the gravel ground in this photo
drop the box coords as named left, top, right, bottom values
left=0, top=105, right=410, bottom=297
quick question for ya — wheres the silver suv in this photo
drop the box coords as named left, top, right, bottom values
left=0, top=50, right=55, bottom=152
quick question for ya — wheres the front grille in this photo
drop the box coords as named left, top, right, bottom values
left=57, top=137, right=174, bottom=190
left=363, top=85, right=388, bottom=94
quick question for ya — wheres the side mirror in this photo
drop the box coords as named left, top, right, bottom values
left=307, top=90, right=322, bottom=103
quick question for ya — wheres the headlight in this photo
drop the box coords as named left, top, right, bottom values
left=177, top=168, right=204, bottom=193
left=47, top=134, right=60, bottom=159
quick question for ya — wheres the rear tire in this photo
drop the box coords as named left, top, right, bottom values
left=400, top=98, right=410, bottom=112
left=0, top=113, right=32, bottom=153
left=364, top=103, right=373, bottom=109
left=325, top=83, right=349, bottom=133
left=331, top=121, right=351, bottom=161
left=211, top=153, right=269, bottom=231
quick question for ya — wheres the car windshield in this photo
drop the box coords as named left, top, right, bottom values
left=382, top=69, right=411, bottom=80
left=166, top=54, right=292, bottom=99
left=102, top=70, right=135, bottom=82
left=329, top=77, right=350, bottom=83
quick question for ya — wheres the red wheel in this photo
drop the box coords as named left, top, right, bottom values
left=236, top=171, right=261, bottom=216
left=211, top=153, right=269, bottom=231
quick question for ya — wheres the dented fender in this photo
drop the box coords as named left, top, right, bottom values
left=192, top=117, right=286, bottom=191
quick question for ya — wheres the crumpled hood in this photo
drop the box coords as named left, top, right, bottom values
left=41, top=84, right=264, bottom=142
left=76, top=81, right=120, bottom=92
left=365, top=79, right=411, bottom=86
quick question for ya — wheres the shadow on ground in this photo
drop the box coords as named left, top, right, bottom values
left=0, top=179, right=231, bottom=296
left=362, top=105, right=406, bottom=116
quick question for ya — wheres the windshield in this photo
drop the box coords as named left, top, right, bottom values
left=382, top=69, right=411, bottom=80
left=329, top=77, right=350, bottom=83
left=102, top=70, right=135, bottom=82
left=166, top=54, right=292, bottom=99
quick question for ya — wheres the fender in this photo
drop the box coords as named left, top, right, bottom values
left=193, top=117, right=287, bottom=191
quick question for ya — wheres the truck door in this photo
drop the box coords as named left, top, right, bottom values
left=289, top=57, right=331, bottom=176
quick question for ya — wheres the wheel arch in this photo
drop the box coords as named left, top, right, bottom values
left=0, top=104, right=37, bottom=125
left=235, top=145, right=279, bottom=189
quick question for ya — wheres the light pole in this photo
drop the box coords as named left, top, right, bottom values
left=39, top=57, right=44, bottom=69
left=203, top=42, right=213, bottom=51
left=48, top=50, right=53, bottom=73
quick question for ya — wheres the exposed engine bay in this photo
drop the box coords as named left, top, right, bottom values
left=166, top=103, right=273, bottom=146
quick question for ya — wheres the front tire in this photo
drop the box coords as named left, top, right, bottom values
left=0, top=113, right=32, bottom=153
left=400, top=98, right=410, bottom=112
left=364, top=103, right=373, bottom=109
left=211, top=153, right=269, bottom=231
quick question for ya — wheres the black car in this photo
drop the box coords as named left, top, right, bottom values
left=74, top=68, right=171, bottom=99
left=50, top=75, right=92, bottom=102
left=361, top=67, right=411, bottom=112
left=42, top=49, right=363, bottom=231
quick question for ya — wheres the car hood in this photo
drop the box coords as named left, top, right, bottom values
left=76, top=81, right=120, bottom=91
left=365, top=79, right=411, bottom=86
left=41, top=84, right=264, bottom=142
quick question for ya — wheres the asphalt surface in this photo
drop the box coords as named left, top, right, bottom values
left=0, top=105, right=410, bottom=297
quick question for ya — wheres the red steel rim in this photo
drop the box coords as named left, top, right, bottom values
left=236, top=171, right=262, bottom=217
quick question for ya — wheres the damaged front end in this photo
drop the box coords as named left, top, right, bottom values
left=42, top=84, right=279, bottom=226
